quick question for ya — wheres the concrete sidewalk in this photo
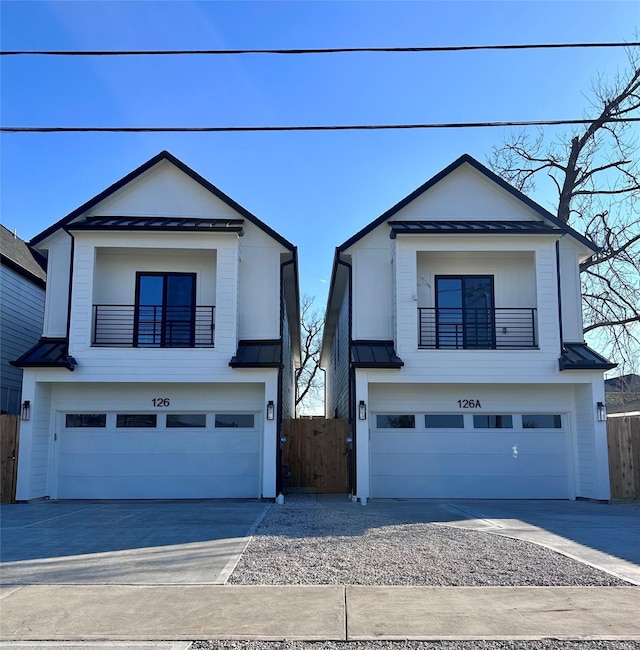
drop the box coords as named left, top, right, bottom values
left=1, top=584, right=639, bottom=641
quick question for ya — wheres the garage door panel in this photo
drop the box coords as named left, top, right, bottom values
left=371, top=431, right=566, bottom=455
left=60, top=431, right=259, bottom=455
left=57, top=414, right=262, bottom=499
left=58, top=452, right=260, bottom=477
left=57, top=475, right=259, bottom=500
left=371, top=474, right=570, bottom=499
left=370, top=409, right=570, bottom=499
left=371, top=452, right=568, bottom=477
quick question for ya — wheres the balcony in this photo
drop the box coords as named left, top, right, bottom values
left=92, top=305, right=215, bottom=348
left=418, top=307, right=537, bottom=349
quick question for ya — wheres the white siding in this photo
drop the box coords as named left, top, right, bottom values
left=558, top=237, right=586, bottom=342
left=43, top=234, right=71, bottom=338
left=574, top=380, right=610, bottom=499
left=238, top=227, right=282, bottom=340
left=87, top=160, right=241, bottom=220
left=390, top=163, right=548, bottom=222
left=325, top=286, right=350, bottom=419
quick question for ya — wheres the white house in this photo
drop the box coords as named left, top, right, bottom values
left=12, top=151, right=300, bottom=501
left=321, top=154, right=615, bottom=501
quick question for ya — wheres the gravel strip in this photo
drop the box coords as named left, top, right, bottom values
left=228, top=495, right=627, bottom=586
left=192, top=641, right=640, bottom=650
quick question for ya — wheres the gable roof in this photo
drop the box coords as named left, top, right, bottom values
left=338, top=154, right=598, bottom=253
left=30, top=151, right=295, bottom=251
left=0, top=224, right=47, bottom=287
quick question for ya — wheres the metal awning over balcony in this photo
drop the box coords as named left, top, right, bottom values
left=70, top=215, right=244, bottom=234
left=389, top=220, right=562, bottom=238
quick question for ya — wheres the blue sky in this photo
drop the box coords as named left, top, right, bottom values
left=1, top=0, right=638, bottom=306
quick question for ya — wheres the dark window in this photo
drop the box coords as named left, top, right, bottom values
left=436, top=276, right=495, bottom=349
left=473, top=415, right=513, bottom=429
left=116, top=414, right=158, bottom=428
left=166, top=414, right=207, bottom=428
left=215, top=414, right=255, bottom=428
left=65, top=413, right=106, bottom=428
left=522, top=414, right=562, bottom=429
left=376, top=414, right=416, bottom=428
left=425, top=414, right=465, bottom=429
left=135, top=273, right=196, bottom=347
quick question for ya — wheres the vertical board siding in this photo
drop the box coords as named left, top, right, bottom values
left=0, top=266, right=45, bottom=414
left=0, top=415, right=20, bottom=502
left=607, top=416, right=640, bottom=499
left=282, top=419, right=349, bottom=492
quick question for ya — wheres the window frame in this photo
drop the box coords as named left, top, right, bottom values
left=133, top=272, right=197, bottom=348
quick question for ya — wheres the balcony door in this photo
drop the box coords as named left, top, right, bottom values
left=134, top=273, right=196, bottom=347
left=435, top=275, right=495, bottom=349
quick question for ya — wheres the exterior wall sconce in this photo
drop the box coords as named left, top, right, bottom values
left=359, top=400, right=367, bottom=420
left=267, top=400, right=275, bottom=420
left=21, top=400, right=31, bottom=421
left=597, top=401, right=607, bottom=422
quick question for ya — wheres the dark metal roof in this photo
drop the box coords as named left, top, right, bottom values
left=338, top=154, right=598, bottom=253
left=69, top=215, right=245, bottom=234
left=10, top=338, right=77, bottom=371
left=229, top=340, right=282, bottom=368
left=559, top=342, right=616, bottom=371
left=31, top=150, right=295, bottom=251
left=0, top=225, right=46, bottom=287
left=351, top=340, right=404, bottom=369
left=389, top=220, right=561, bottom=237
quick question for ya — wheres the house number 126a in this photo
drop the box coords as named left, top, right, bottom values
left=458, top=399, right=481, bottom=408
left=152, top=398, right=170, bottom=407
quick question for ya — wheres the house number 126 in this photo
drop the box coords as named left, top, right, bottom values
left=152, top=398, right=170, bottom=407
left=458, top=399, right=481, bottom=408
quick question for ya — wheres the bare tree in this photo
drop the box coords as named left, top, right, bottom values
left=490, top=48, right=640, bottom=370
left=295, top=294, right=324, bottom=415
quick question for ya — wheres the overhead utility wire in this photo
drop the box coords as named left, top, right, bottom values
left=3, top=118, right=640, bottom=133
left=1, top=42, right=638, bottom=56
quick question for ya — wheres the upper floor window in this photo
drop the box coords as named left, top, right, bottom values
left=134, top=273, right=196, bottom=348
left=436, top=276, right=494, bottom=349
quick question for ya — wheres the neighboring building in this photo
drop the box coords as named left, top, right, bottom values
left=605, top=374, right=640, bottom=416
left=1, top=225, right=46, bottom=415
left=321, top=154, right=615, bottom=501
left=12, top=151, right=300, bottom=500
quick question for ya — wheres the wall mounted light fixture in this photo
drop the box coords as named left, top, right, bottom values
left=21, top=400, right=30, bottom=421
left=358, top=400, right=367, bottom=420
left=597, top=401, right=607, bottom=422
left=267, top=400, right=275, bottom=420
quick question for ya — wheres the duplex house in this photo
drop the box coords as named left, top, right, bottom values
left=0, top=225, right=46, bottom=415
left=321, top=154, right=615, bottom=502
left=13, top=151, right=300, bottom=501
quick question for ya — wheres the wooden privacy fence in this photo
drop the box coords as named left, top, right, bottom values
left=607, top=415, right=640, bottom=499
left=1, top=415, right=20, bottom=503
left=282, top=418, right=349, bottom=493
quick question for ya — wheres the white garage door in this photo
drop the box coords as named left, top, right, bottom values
left=56, top=412, right=261, bottom=499
left=370, top=412, right=570, bottom=498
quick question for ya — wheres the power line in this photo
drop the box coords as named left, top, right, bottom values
left=1, top=42, right=638, bottom=56
left=2, top=118, right=640, bottom=133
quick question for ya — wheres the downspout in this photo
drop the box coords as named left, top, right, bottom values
left=277, top=251, right=297, bottom=496
left=336, top=253, right=355, bottom=497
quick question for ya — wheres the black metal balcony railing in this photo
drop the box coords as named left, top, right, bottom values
left=418, top=307, right=537, bottom=349
left=92, top=305, right=215, bottom=348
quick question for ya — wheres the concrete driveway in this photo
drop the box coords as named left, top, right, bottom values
left=0, top=500, right=269, bottom=585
